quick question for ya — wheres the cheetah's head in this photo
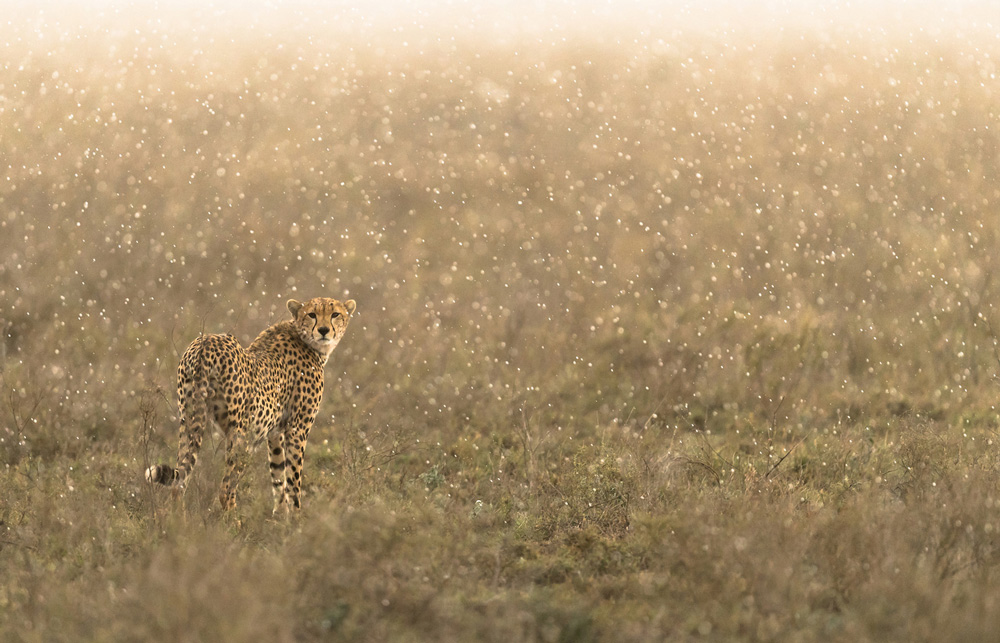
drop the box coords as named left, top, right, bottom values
left=287, top=297, right=356, bottom=359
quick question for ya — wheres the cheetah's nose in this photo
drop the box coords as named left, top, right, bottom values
left=318, top=326, right=331, bottom=337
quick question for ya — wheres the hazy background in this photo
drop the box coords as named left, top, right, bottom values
left=4, top=1, right=1000, bottom=641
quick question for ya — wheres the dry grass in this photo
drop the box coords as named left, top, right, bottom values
left=4, top=4, right=1000, bottom=641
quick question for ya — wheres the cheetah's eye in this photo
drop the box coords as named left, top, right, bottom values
left=331, top=312, right=340, bottom=318
left=307, top=312, right=317, bottom=319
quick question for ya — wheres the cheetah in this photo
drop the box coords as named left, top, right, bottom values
left=146, top=296, right=356, bottom=513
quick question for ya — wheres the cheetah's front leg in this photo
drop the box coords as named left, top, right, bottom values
left=283, top=422, right=313, bottom=509
left=267, top=431, right=289, bottom=515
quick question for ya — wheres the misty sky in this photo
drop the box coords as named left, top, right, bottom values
left=4, top=0, right=995, bottom=35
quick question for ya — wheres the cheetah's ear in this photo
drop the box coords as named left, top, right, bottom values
left=345, top=299, right=357, bottom=315
left=287, top=299, right=303, bottom=318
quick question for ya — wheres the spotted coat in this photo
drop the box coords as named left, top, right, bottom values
left=146, top=297, right=356, bottom=512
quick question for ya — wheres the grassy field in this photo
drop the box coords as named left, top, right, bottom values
left=4, top=4, right=1000, bottom=641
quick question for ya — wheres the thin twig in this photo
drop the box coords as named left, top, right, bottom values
left=982, top=313, right=1000, bottom=385
left=681, top=456, right=721, bottom=485
left=517, top=407, right=538, bottom=492
left=139, top=385, right=167, bottom=527
left=765, top=435, right=807, bottom=479
left=770, top=394, right=786, bottom=436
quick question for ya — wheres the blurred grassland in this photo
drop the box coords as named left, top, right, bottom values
left=4, top=6, right=1000, bottom=641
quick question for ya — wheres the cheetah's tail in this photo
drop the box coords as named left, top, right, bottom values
left=169, top=336, right=211, bottom=485
left=145, top=464, right=179, bottom=485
